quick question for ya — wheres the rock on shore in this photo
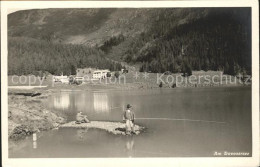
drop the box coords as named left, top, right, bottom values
left=8, top=90, right=67, bottom=140
left=60, top=121, right=145, bottom=135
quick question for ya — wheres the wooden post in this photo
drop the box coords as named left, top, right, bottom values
left=33, top=133, right=37, bottom=142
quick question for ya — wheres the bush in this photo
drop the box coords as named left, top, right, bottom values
left=186, top=65, right=192, bottom=76
left=181, top=60, right=192, bottom=77
left=106, top=72, right=112, bottom=77
left=114, top=71, right=120, bottom=78
left=159, top=82, right=163, bottom=88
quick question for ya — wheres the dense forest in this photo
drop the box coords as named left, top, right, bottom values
left=8, top=37, right=123, bottom=75
left=8, top=8, right=251, bottom=76
left=123, top=8, right=251, bottom=75
left=100, top=34, right=125, bottom=54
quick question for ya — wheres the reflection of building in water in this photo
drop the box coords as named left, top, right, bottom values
left=53, top=93, right=70, bottom=110
left=75, top=93, right=86, bottom=112
left=93, top=92, right=109, bottom=112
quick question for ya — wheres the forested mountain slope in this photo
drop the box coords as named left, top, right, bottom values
left=8, top=8, right=251, bottom=75
left=123, top=8, right=251, bottom=75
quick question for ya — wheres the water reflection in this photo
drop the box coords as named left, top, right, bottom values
left=74, top=93, right=87, bottom=112
left=76, top=129, right=89, bottom=140
left=53, top=93, right=70, bottom=110
left=51, top=91, right=111, bottom=114
left=32, top=133, right=37, bottom=149
left=125, top=136, right=135, bottom=157
left=33, top=141, right=37, bottom=149
left=93, top=92, right=109, bottom=112
left=10, top=87, right=252, bottom=158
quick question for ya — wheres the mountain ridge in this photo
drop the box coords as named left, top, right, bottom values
left=8, top=8, right=251, bottom=75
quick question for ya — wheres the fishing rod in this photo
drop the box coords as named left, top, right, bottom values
left=108, top=106, right=226, bottom=124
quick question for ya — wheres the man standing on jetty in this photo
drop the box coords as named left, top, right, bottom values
left=123, top=104, right=135, bottom=135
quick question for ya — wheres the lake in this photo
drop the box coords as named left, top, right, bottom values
left=9, top=86, right=252, bottom=158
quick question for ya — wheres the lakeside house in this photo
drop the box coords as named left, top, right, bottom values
left=93, top=70, right=110, bottom=79
left=121, top=68, right=128, bottom=73
left=76, top=68, right=97, bottom=77
left=53, top=75, right=69, bottom=83
left=76, top=68, right=97, bottom=83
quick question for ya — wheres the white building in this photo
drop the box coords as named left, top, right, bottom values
left=92, top=70, right=110, bottom=79
left=76, top=68, right=96, bottom=76
left=53, top=75, right=69, bottom=83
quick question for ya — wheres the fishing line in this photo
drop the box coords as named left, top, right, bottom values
left=135, top=117, right=226, bottom=124
left=107, top=106, right=226, bottom=124
left=109, top=106, right=122, bottom=110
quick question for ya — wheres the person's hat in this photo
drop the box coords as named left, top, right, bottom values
left=126, top=104, right=132, bottom=109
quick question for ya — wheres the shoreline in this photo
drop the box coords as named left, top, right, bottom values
left=8, top=91, right=67, bottom=141
left=8, top=83, right=251, bottom=94
left=8, top=70, right=251, bottom=91
left=7, top=71, right=251, bottom=141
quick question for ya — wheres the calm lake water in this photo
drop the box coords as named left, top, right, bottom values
left=9, top=86, right=252, bottom=158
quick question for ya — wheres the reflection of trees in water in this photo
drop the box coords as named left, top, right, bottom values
left=53, top=93, right=70, bottom=110
left=93, top=92, right=109, bottom=113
